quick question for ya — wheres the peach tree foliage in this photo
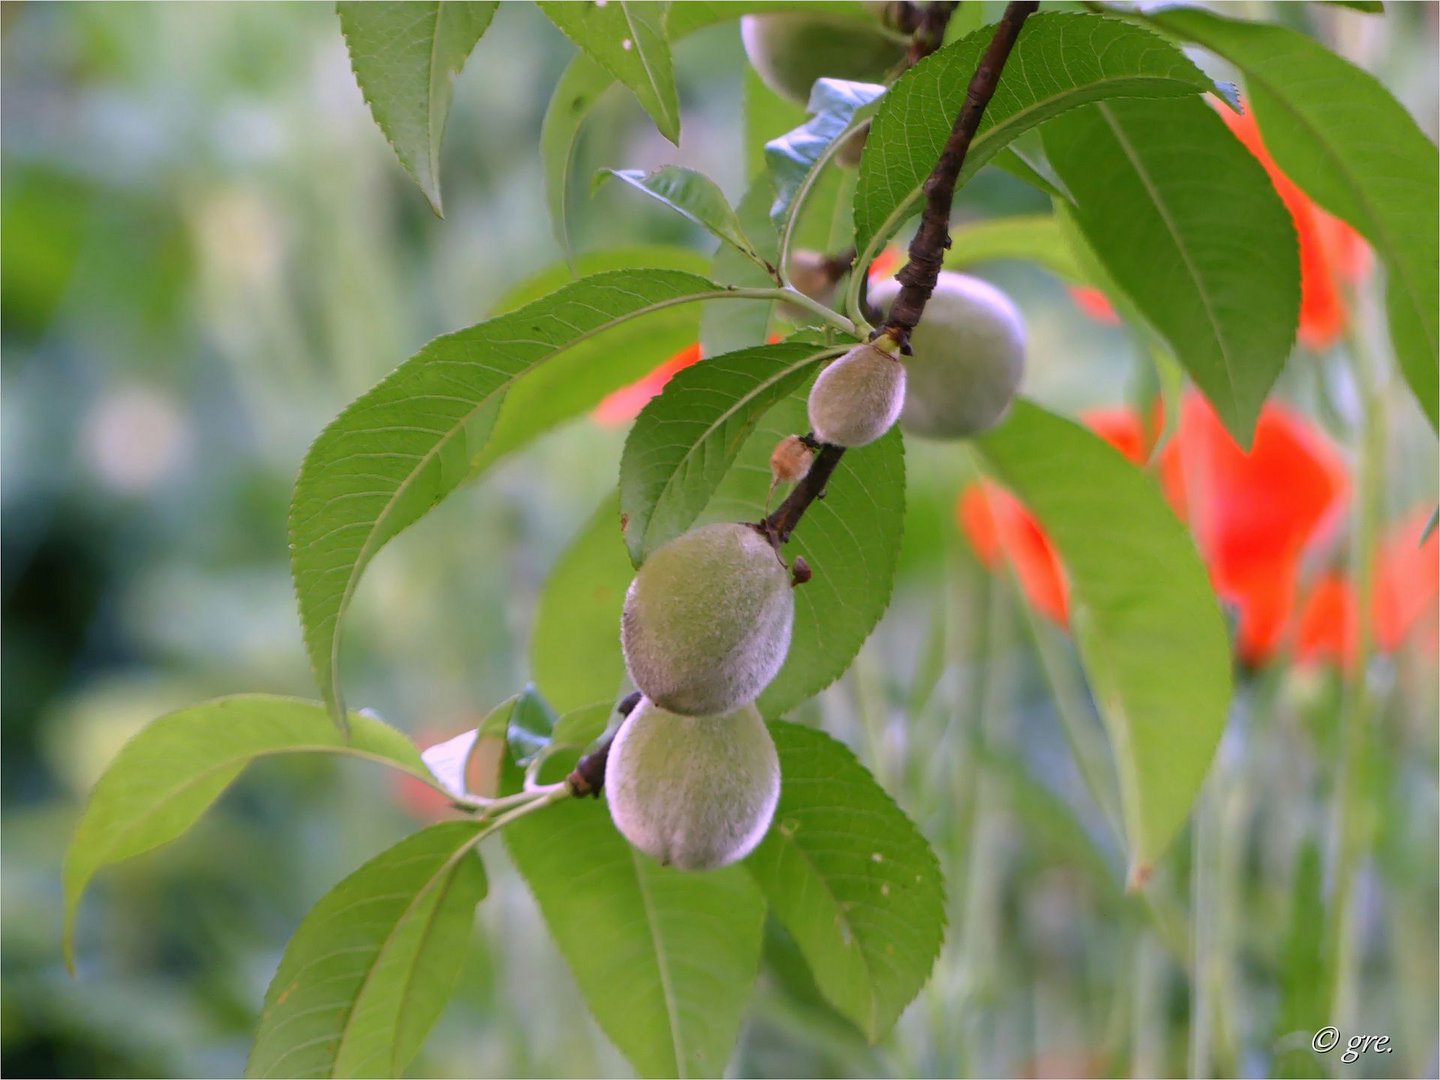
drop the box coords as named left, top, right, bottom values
left=63, top=3, right=1437, bottom=1078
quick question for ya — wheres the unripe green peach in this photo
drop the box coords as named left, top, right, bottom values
left=605, top=698, right=780, bottom=871
left=740, top=13, right=905, bottom=106
left=869, top=272, right=1026, bottom=438
left=807, top=337, right=905, bottom=447
left=622, top=523, right=794, bottom=716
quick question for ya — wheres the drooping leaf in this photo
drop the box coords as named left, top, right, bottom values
left=703, top=387, right=906, bottom=717
left=539, top=0, right=681, bottom=143
left=288, top=268, right=766, bottom=724
left=600, top=166, right=769, bottom=268
left=337, top=1, right=496, bottom=216
left=1318, top=0, right=1383, bottom=12
left=63, top=695, right=433, bottom=966
left=851, top=13, right=1216, bottom=283
left=1152, top=8, right=1439, bottom=427
left=1043, top=96, right=1301, bottom=442
left=541, top=52, right=617, bottom=260
left=531, top=491, right=632, bottom=715
left=765, top=78, right=886, bottom=251
left=946, top=214, right=1082, bottom=282
left=505, top=793, right=766, bottom=1078
left=246, top=823, right=487, bottom=1079
left=746, top=722, right=946, bottom=1042
left=620, top=340, right=845, bottom=565
left=974, top=401, right=1234, bottom=877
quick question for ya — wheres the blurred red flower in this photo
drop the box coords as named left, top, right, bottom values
left=1373, top=508, right=1439, bottom=651
left=1220, top=101, right=1370, bottom=351
left=595, top=250, right=913, bottom=430
left=959, top=483, right=1070, bottom=623
left=1068, top=285, right=1121, bottom=325
left=1160, top=392, right=1349, bottom=663
left=868, top=246, right=905, bottom=283
left=1295, top=573, right=1358, bottom=668
left=592, top=343, right=703, bottom=426
left=1083, top=406, right=1149, bottom=466
left=956, top=394, right=1437, bottom=669
left=1069, top=102, right=1371, bottom=351
left=393, top=729, right=457, bottom=821
left=1293, top=510, right=1438, bottom=668
left=957, top=408, right=1149, bottom=625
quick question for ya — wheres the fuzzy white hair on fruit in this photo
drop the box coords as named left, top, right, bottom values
left=869, top=272, right=1026, bottom=439
left=806, top=340, right=906, bottom=447
left=621, top=523, right=794, bottom=716
left=605, top=699, right=781, bottom=871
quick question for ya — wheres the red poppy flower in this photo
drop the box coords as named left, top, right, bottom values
left=1069, top=285, right=1121, bottom=325
left=1292, top=510, right=1437, bottom=668
left=1220, top=102, right=1370, bottom=351
left=958, top=482, right=1070, bottom=623
left=960, top=394, right=1358, bottom=668
left=867, top=246, right=904, bottom=282
left=1160, top=392, right=1349, bottom=663
left=957, top=408, right=1153, bottom=624
left=1083, top=406, right=1149, bottom=465
left=1295, top=573, right=1358, bottom=668
left=592, top=343, right=703, bottom=426
left=1373, top=508, right=1439, bottom=652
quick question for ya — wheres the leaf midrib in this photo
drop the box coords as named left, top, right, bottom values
left=858, top=73, right=1202, bottom=266
left=619, top=2, right=671, bottom=135
left=630, top=847, right=687, bottom=1077
left=332, top=833, right=479, bottom=1077
left=424, top=1, right=445, bottom=186
left=761, top=826, right=881, bottom=1038
left=1095, top=101, right=1242, bottom=422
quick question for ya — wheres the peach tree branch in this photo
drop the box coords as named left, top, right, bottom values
left=765, top=0, right=1040, bottom=548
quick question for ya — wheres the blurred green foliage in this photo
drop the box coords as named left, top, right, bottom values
left=3, top=3, right=1436, bottom=1078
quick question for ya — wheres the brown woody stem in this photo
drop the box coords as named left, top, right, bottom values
left=881, top=0, right=1039, bottom=347
left=566, top=691, right=640, bottom=797
left=907, top=1, right=961, bottom=65
left=762, top=0, right=1039, bottom=545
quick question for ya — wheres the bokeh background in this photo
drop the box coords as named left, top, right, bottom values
left=3, top=3, right=1437, bottom=1077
